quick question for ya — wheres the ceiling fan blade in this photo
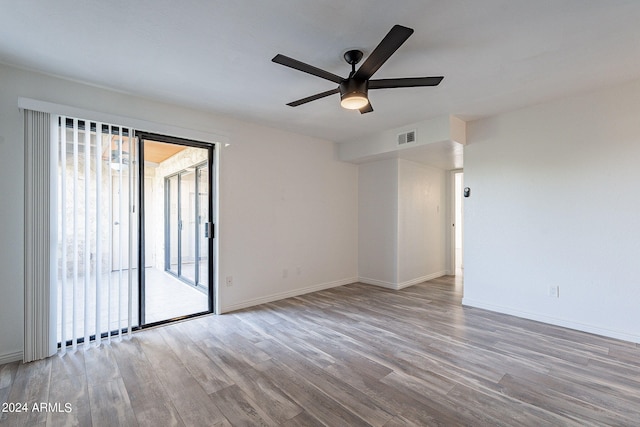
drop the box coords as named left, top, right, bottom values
left=359, top=102, right=374, bottom=114
left=353, top=25, right=414, bottom=81
left=272, top=54, right=344, bottom=84
left=369, top=76, right=444, bottom=89
left=286, top=87, right=340, bottom=107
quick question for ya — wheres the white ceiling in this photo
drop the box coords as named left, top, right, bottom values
left=2, top=0, right=640, bottom=146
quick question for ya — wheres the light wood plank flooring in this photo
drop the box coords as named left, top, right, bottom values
left=2, top=275, right=640, bottom=426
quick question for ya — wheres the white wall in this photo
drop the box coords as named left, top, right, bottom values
left=358, top=158, right=448, bottom=289
left=338, top=114, right=466, bottom=163
left=0, top=66, right=26, bottom=363
left=358, top=159, right=398, bottom=286
left=397, top=159, right=448, bottom=285
left=220, top=123, right=358, bottom=311
left=464, top=78, right=640, bottom=343
left=0, top=63, right=358, bottom=362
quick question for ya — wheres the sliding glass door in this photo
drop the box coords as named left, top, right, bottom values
left=165, top=164, right=208, bottom=288
left=54, top=118, right=215, bottom=347
left=139, top=133, right=214, bottom=326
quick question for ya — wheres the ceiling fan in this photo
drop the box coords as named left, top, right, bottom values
left=272, top=25, right=443, bottom=114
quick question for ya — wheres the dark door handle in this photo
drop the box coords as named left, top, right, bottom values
left=204, top=223, right=214, bottom=238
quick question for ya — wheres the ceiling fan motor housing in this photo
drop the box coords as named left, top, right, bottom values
left=339, top=79, right=369, bottom=109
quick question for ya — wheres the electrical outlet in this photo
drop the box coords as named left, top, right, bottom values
left=548, top=285, right=559, bottom=298
left=226, top=276, right=233, bottom=287
left=282, top=269, right=288, bottom=279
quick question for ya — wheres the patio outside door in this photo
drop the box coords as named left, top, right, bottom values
left=138, top=132, right=214, bottom=326
left=165, top=163, right=209, bottom=289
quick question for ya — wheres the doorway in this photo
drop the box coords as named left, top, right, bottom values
left=138, top=132, right=215, bottom=326
left=453, top=170, right=464, bottom=274
left=54, top=118, right=216, bottom=346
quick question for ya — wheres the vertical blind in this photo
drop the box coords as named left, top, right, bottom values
left=56, top=116, right=138, bottom=349
left=24, top=110, right=56, bottom=362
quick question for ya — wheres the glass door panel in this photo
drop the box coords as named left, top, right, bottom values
left=167, top=174, right=179, bottom=276
left=141, top=136, right=212, bottom=325
left=180, top=170, right=196, bottom=283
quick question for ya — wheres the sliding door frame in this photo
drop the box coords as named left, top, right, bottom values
left=136, top=131, right=215, bottom=328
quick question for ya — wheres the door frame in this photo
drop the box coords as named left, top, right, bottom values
left=449, top=169, right=464, bottom=275
left=136, top=131, right=215, bottom=327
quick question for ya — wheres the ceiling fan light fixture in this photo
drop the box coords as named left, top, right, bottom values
left=273, top=25, right=442, bottom=114
left=340, top=79, right=369, bottom=110
left=340, top=92, right=369, bottom=110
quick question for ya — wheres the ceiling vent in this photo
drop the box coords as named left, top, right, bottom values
left=397, top=130, right=416, bottom=146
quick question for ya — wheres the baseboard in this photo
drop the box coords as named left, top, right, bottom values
left=360, top=271, right=448, bottom=290
left=462, top=298, right=640, bottom=344
left=397, top=271, right=448, bottom=289
left=220, top=277, right=358, bottom=313
left=0, top=350, right=23, bottom=365
left=358, top=277, right=398, bottom=289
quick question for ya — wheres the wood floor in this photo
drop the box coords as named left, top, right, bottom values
left=2, top=275, right=640, bottom=426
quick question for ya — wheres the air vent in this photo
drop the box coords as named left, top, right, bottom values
left=397, top=130, right=416, bottom=146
